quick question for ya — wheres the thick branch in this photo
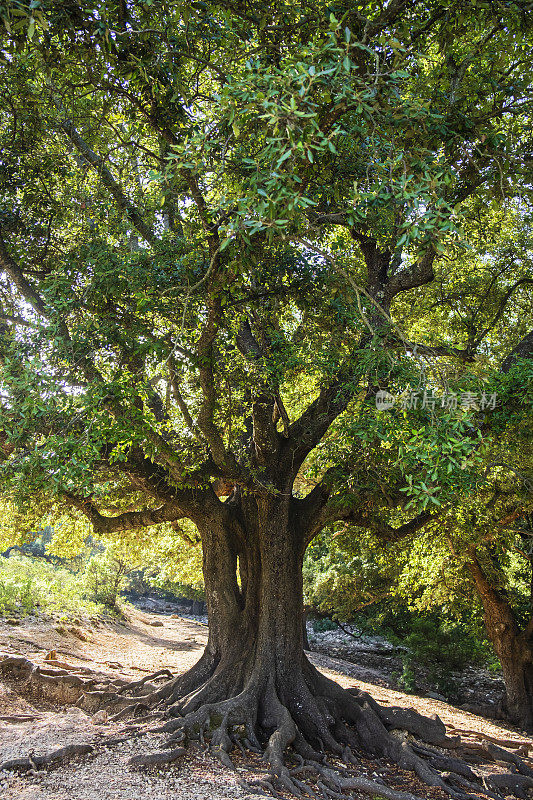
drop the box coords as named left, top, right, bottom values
left=63, top=492, right=184, bottom=533
left=196, top=296, right=237, bottom=471
left=297, top=476, right=436, bottom=545
left=385, top=248, right=436, bottom=302
left=58, top=117, right=158, bottom=247
left=236, top=318, right=288, bottom=460
left=0, top=229, right=48, bottom=317
left=325, top=507, right=436, bottom=543
left=282, top=371, right=358, bottom=475
left=401, top=340, right=475, bottom=362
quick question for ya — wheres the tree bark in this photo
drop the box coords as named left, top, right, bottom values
left=467, top=551, right=533, bottom=732
left=172, top=493, right=311, bottom=720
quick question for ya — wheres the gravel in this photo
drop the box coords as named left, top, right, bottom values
left=0, top=733, right=248, bottom=800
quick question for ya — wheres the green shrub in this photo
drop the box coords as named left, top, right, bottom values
left=403, top=617, right=485, bottom=672
left=399, top=617, right=486, bottom=700
left=398, top=663, right=417, bottom=694
left=0, top=554, right=104, bottom=617
left=312, top=617, right=338, bottom=633
left=83, top=549, right=128, bottom=608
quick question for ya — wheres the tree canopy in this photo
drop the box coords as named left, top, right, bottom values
left=0, top=0, right=531, bottom=528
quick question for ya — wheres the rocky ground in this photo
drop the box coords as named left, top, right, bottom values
left=0, top=600, right=531, bottom=800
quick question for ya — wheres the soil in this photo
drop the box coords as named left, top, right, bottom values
left=0, top=601, right=531, bottom=800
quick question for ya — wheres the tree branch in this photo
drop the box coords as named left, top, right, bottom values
left=474, top=279, right=533, bottom=347
left=57, top=117, right=158, bottom=247
left=63, top=491, right=184, bottom=533
left=385, top=247, right=436, bottom=302
left=0, top=229, right=48, bottom=317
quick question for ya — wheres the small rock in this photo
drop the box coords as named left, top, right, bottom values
left=148, top=620, right=164, bottom=627
left=5, top=618, right=21, bottom=625
left=44, top=650, right=57, bottom=661
left=93, top=710, right=108, bottom=724
left=427, top=691, right=446, bottom=702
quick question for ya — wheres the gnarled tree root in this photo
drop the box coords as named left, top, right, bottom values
left=128, top=746, right=186, bottom=768
left=147, top=667, right=484, bottom=799
left=483, top=773, right=533, bottom=799
left=0, top=744, right=94, bottom=773
left=4, top=653, right=532, bottom=800
left=0, top=655, right=170, bottom=713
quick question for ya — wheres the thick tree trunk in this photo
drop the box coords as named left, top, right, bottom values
left=148, top=494, right=463, bottom=795
left=467, top=553, right=533, bottom=732
left=176, top=495, right=311, bottom=722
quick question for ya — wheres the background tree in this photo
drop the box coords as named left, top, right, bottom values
left=0, top=1, right=532, bottom=796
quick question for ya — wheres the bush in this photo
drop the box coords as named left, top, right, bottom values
left=0, top=554, right=104, bottom=617
left=83, top=549, right=128, bottom=608
left=403, top=617, right=485, bottom=672
left=312, top=617, right=338, bottom=633
left=398, top=663, right=417, bottom=694
left=398, top=617, right=488, bottom=700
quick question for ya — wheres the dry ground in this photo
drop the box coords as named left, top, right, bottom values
left=0, top=607, right=531, bottom=800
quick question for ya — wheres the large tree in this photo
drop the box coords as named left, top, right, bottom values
left=1, top=1, right=533, bottom=796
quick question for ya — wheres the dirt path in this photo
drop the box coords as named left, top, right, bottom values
left=1, top=609, right=531, bottom=800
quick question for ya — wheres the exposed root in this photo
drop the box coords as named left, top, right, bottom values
left=378, top=705, right=460, bottom=749
left=149, top=666, right=495, bottom=799
left=107, top=702, right=150, bottom=722
left=313, top=764, right=435, bottom=800
left=238, top=776, right=281, bottom=798
left=128, top=746, right=186, bottom=768
left=116, top=669, right=174, bottom=696
left=5, top=651, right=532, bottom=800
left=0, top=655, right=132, bottom=711
left=411, top=742, right=478, bottom=780
left=0, top=744, right=94, bottom=773
left=448, top=727, right=533, bottom=753
left=484, top=772, right=533, bottom=799
left=481, top=739, right=533, bottom=775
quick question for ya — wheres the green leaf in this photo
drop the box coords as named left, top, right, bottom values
left=276, top=150, right=292, bottom=167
